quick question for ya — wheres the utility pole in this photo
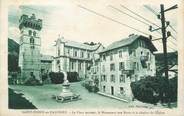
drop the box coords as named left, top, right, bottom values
left=160, top=4, right=170, bottom=107
left=149, top=4, right=177, bottom=78
left=149, top=4, right=177, bottom=108
left=160, top=4, right=169, bottom=80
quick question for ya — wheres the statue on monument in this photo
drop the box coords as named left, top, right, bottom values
left=62, top=70, right=69, bottom=85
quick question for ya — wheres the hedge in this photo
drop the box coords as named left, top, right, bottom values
left=131, top=76, right=177, bottom=104
left=41, top=73, right=51, bottom=84
left=82, top=79, right=99, bottom=93
left=49, top=72, right=64, bottom=84
left=169, top=77, right=177, bottom=102
left=49, top=72, right=79, bottom=84
left=67, top=72, right=79, bottom=82
left=41, top=74, right=48, bottom=82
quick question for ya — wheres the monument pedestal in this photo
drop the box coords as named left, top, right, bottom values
left=53, top=71, right=80, bottom=102
left=59, top=83, right=75, bottom=97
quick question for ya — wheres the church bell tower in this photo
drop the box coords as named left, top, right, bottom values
left=18, top=14, right=42, bottom=83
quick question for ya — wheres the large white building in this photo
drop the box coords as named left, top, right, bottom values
left=98, top=34, right=157, bottom=101
left=52, top=37, right=104, bottom=79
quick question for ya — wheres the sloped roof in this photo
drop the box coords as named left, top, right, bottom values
left=99, top=34, right=157, bottom=53
left=57, top=38, right=103, bottom=51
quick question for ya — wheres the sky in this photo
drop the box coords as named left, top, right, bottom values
left=8, top=0, right=179, bottom=56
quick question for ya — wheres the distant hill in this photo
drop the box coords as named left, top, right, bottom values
left=8, top=38, right=19, bottom=55
left=8, top=38, right=19, bottom=72
left=155, top=52, right=178, bottom=62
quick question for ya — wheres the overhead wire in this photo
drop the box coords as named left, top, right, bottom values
left=78, top=5, right=156, bottom=38
left=109, top=5, right=151, bottom=26
left=109, top=5, right=176, bottom=51
left=10, top=5, right=177, bottom=52
left=144, top=5, right=177, bottom=34
left=143, top=5, right=177, bottom=51
left=120, top=4, right=160, bottom=28
left=121, top=4, right=177, bottom=40
left=109, top=5, right=165, bottom=50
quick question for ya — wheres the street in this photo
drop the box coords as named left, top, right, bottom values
left=9, top=82, right=166, bottom=109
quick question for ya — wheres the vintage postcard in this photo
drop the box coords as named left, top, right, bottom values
left=0, top=0, right=184, bottom=116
